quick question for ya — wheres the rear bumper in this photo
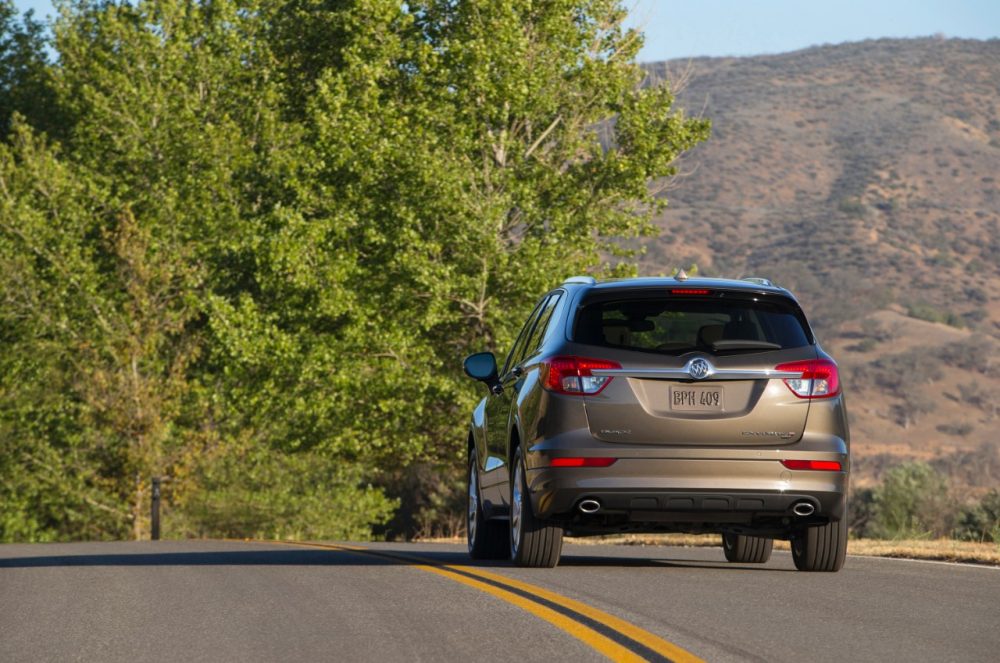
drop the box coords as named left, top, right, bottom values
left=524, top=453, right=848, bottom=526
left=532, top=486, right=845, bottom=522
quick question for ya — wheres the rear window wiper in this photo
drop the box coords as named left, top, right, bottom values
left=652, top=344, right=699, bottom=356
left=711, top=340, right=782, bottom=352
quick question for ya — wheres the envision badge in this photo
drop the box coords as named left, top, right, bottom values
left=600, top=429, right=632, bottom=435
left=741, top=431, right=798, bottom=440
left=687, top=357, right=712, bottom=380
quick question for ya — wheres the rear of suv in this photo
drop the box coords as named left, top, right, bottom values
left=463, top=275, right=849, bottom=571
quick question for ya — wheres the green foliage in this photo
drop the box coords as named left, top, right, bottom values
left=954, top=490, right=1000, bottom=543
left=0, top=1, right=60, bottom=137
left=669, top=263, right=699, bottom=276
left=0, top=125, right=138, bottom=541
left=906, top=303, right=964, bottom=328
left=837, top=196, right=868, bottom=218
left=174, top=440, right=397, bottom=541
left=869, top=462, right=954, bottom=539
left=381, top=463, right=467, bottom=540
left=848, top=486, right=877, bottom=538
left=0, top=0, right=708, bottom=541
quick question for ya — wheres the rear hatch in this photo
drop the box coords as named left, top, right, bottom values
left=571, top=288, right=817, bottom=446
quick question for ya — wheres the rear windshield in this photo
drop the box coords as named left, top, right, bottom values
left=573, top=295, right=812, bottom=355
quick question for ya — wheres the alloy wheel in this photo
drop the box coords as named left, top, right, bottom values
left=511, top=461, right=523, bottom=555
left=467, top=463, right=478, bottom=548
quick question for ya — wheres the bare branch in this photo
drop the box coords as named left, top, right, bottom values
left=524, top=115, right=562, bottom=160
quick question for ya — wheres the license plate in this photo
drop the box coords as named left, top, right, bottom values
left=670, top=386, right=724, bottom=412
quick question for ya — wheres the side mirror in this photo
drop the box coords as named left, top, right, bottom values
left=463, top=352, right=501, bottom=393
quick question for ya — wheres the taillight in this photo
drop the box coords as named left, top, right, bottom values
left=670, top=288, right=711, bottom=295
left=541, top=356, right=621, bottom=395
left=550, top=457, right=617, bottom=468
left=780, top=459, right=843, bottom=471
left=774, top=358, right=840, bottom=399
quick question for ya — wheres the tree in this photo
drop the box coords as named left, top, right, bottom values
left=0, top=1, right=60, bottom=138
left=0, top=0, right=708, bottom=541
left=0, top=124, right=135, bottom=539
left=273, top=0, right=710, bottom=524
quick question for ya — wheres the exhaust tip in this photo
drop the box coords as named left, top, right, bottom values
left=578, top=499, right=601, bottom=514
left=792, top=501, right=816, bottom=517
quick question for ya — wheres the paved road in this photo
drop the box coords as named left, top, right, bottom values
left=1, top=540, right=998, bottom=662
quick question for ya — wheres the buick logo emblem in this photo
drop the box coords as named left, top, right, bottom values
left=688, top=358, right=712, bottom=380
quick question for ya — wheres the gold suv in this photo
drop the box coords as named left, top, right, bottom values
left=463, top=275, right=849, bottom=571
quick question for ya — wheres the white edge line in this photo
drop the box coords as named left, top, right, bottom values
left=772, top=549, right=1000, bottom=571
left=846, top=553, right=1000, bottom=571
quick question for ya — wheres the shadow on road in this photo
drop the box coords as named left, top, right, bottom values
left=0, top=542, right=790, bottom=572
left=0, top=549, right=371, bottom=568
left=555, top=554, right=794, bottom=572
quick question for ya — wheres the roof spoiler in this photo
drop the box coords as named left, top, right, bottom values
left=563, top=276, right=597, bottom=285
left=740, top=276, right=775, bottom=287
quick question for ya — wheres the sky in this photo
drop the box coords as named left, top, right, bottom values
left=622, top=0, right=1000, bottom=61
left=11, top=0, right=1000, bottom=62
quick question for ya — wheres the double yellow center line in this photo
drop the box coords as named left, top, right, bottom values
left=278, top=541, right=704, bottom=663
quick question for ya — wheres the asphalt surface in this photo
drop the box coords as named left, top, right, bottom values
left=1, top=540, right=998, bottom=662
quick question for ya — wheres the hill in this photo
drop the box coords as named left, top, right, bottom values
left=643, top=38, right=1000, bottom=492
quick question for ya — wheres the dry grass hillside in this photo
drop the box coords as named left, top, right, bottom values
left=643, top=38, right=1000, bottom=493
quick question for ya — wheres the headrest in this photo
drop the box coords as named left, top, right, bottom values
left=697, top=324, right=724, bottom=347
left=724, top=319, right=759, bottom=340
left=602, top=324, right=631, bottom=346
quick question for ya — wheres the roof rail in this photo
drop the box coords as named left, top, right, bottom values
left=740, top=276, right=774, bottom=287
left=563, top=276, right=597, bottom=286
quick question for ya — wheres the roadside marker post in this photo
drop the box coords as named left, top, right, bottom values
left=151, top=477, right=162, bottom=541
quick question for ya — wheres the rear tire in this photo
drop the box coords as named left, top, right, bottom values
left=510, top=446, right=563, bottom=568
left=791, top=511, right=848, bottom=572
left=467, top=450, right=509, bottom=560
left=722, top=533, right=773, bottom=563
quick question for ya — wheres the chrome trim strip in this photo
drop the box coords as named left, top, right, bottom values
left=591, top=368, right=803, bottom=380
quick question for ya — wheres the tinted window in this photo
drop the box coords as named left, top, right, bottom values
left=521, top=293, right=562, bottom=359
left=502, top=297, right=547, bottom=375
left=573, top=295, right=810, bottom=355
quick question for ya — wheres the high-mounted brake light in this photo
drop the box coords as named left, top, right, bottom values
left=541, top=356, right=621, bottom=395
left=670, top=288, right=711, bottom=295
left=550, top=457, right=617, bottom=468
left=774, top=358, right=840, bottom=399
left=781, top=459, right=843, bottom=471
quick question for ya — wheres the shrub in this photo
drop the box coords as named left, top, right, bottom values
left=837, top=197, right=868, bottom=217
left=936, top=338, right=997, bottom=373
left=847, top=337, right=877, bottom=352
left=935, top=422, right=974, bottom=437
left=955, top=382, right=997, bottom=418
left=849, top=487, right=877, bottom=538
left=962, top=309, right=987, bottom=326
left=868, top=462, right=955, bottom=539
left=891, top=392, right=936, bottom=429
left=177, top=444, right=398, bottom=541
left=868, top=350, right=942, bottom=395
left=861, top=317, right=894, bottom=343
left=906, top=303, right=964, bottom=328
left=964, top=286, right=988, bottom=304
left=954, top=490, right=1000, bottom=543
left=873, top=197, right=900, bottom=213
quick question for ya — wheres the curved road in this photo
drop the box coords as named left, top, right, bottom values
left=1, top=540, right=998, bottom=662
